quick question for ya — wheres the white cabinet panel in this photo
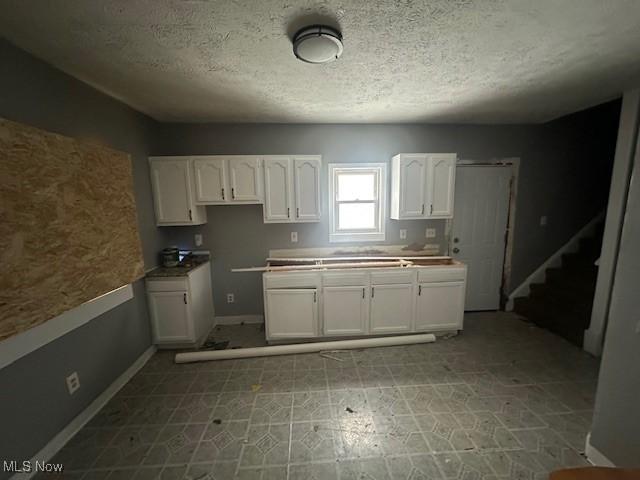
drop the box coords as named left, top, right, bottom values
left=416, top=281, right=465, bottom=331
left=194, top=157, right=227, bottom=203
left=370, top=284, right=413, bottom=334
left=230, top=156, right=262, bottom=202
left=148, top=290, right=193, bottom=342
left=266, top=289, right=318, bottom=339
left=264, top=156, right=293, bottom=222
left=399, top=155, right=427, bottom=218
left=294, top=157, right=321, bottom=222
left=323, top=286, right=368, bottom=336
left=426, top=154, right=456, bottom=218
left=149, top=157, right=206, bottom=226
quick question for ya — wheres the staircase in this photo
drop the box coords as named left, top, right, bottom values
left=513, top=225, right=604, bottom=347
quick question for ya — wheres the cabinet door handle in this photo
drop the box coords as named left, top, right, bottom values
left=183, top=293, right=187, bottom=304
left=430, top=204, right=433, bottom=215
left=421, top=204, right=425, bottom=215
left=221, top=188, right=225, bottom=200
left=287, top=207, right=290, bottom=218
left=231, top=187, right=235, bottom=199
left=362, top=287, right=365, bottom=299
left=296, top=207, right=300, bottom=218
left=188, top=209, right=192, bottom=221
left=418, top=285, right=422, bottom=296
left=371, top=287, right=375, bottom=298
left=313, top=291, right=317, bottom=303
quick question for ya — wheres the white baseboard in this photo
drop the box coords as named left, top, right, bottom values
left=214, top=315, right=264, bottom=326
left=13, top=345, right=156, bottom=480
left=585, top=433, right=615, bottom=467
left=506, top=212, right=604, bottom=311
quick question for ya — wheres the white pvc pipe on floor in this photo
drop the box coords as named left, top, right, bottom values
left=174, top=333, right=436, bottom=364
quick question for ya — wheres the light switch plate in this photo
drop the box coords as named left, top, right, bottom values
left=194, top=234, right=203, bottom=246
left=425, top=228, right=437, bottom=238
left=399, top=229, right=407, bottom=240
left=291, top=232, right=298, bottom=243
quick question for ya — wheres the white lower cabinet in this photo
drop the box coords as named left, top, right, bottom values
left=262, top=265, right=466, bottom=342
left=415, top=281, right=465, bottom=331
left=265, top=288, right=318, bottom=339
left=370, top=284, right=414, bottom=334
left=146, top=262, right=215, bottom=348
left=323, top=286, right=368, bottom=336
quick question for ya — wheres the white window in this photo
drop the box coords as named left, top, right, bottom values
left=328, top=163, right=386, bottom=243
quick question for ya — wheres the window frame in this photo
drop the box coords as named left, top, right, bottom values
left=328, top=163, right=387, bottom=243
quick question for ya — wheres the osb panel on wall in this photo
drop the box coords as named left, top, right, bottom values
left=0, top=118, right=145, bottom=341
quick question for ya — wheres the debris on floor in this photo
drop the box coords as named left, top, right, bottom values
left=251, top=384, right=262, bottom=392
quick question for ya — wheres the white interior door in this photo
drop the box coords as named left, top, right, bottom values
left=452, top=166, right=511, bottom=311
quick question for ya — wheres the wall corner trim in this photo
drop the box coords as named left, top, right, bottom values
left=0, top=284, right=134, bottom=370
left=506, top=211, right=605, bottom=311
left=13, top=345, right=157, bottom=480
left=585, top=433, right=616, bottom=467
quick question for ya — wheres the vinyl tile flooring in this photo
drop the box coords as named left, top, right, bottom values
left=44, top=312, right=599, bottom=479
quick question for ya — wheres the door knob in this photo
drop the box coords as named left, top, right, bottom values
left=453, top=247, right=460, bottom=254
left=453, top=237, right=459, bottom=243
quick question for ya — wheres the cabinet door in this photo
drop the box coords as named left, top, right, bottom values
left=229, top=156, right=262, bottom=202
left=150, top=158, right=195, bottom=224
left=265, top=289, right=318, bottom=339
left=148, top=291, right=194, bottom=343
left=427, top=154, right=456, bottom=218
left=416, top=281, right=465, bottom=331
left=193, top=157, right=228, bottom=203
left=370, top=284, right=413, bottom=334
left=323, top=286, right=368, bottom=336
left=294, top=157, right=321, bottom=221
left=399, top=155, right=427, bottom=218
left=264, top=156, right=293, bottom=222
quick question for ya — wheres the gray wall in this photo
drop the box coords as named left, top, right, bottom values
left=589, top=104, right=640, bottom=465
left=154, top=107, right=619, bottom=316
left=0, top=38, right=162, bottom=469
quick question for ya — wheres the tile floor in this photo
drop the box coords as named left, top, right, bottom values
left=46, top=312, right=599, bottom=479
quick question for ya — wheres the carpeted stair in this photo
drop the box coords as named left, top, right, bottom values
left=513, top=225, right=604, bottom=347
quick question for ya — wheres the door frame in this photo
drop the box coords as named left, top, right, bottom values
left=450, top=158, right=520, bottom=309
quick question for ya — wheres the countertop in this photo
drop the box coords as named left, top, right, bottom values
left=146, top=255, right=210, bottom=278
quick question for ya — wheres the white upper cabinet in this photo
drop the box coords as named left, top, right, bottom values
left=294, top=156, right=321, bottom=222
left=149, top=157, right=207, bottom=226
left=193, top=157, right=227, bottom=203
left=390, top=153, right=457, bottom=220
left=426, top=154, right=456, bottom=218
left=263, top=155, right=321, bottom=223
left=192, top=156, right=263, bottom=205
left=264, top=156, right=294, bottom=222
left=229, top=156, right=263, bottom=202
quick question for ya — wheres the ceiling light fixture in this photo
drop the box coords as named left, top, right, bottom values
left=292, top=25, right=343, bottom=64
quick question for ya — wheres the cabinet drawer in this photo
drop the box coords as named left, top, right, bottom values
left=146, top=278, right=188, bottom=292
left=263, top=272, right=320, bottom=289
left=322, top=271, right=369, bottom=287
left=370, top=269, right=415, bottom=285
left=417, top=267, right=466, bottom=283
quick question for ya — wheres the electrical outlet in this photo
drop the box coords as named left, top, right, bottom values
left=399, top=229, right=407, bottom=240
left=291, top=231, right=298, bottom=243
left=226, top=293, right=235, bottom=304
left=540, top=216, right=548, bottom=226
left=194, top=234, right=203, bottom=247
left=66, top=372, right=80, bottom=395
left=425, top=228, right=437, bottom=238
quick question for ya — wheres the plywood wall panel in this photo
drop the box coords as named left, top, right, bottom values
left=0, top=118, right=144, bottom=341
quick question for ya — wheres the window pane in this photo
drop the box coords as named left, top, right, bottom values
left=337, top=173, right=376, bottom=201
left=338, top=203, right=376, bottom=230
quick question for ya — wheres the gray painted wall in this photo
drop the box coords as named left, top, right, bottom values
left=0, top=39, right=161, bottom=469
left=154, top=108, right=619, bottom=317
left=589, top=107, right=640, bottom=465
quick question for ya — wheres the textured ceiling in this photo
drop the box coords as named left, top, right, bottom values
left=1, top=0, right=640, bottom=123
